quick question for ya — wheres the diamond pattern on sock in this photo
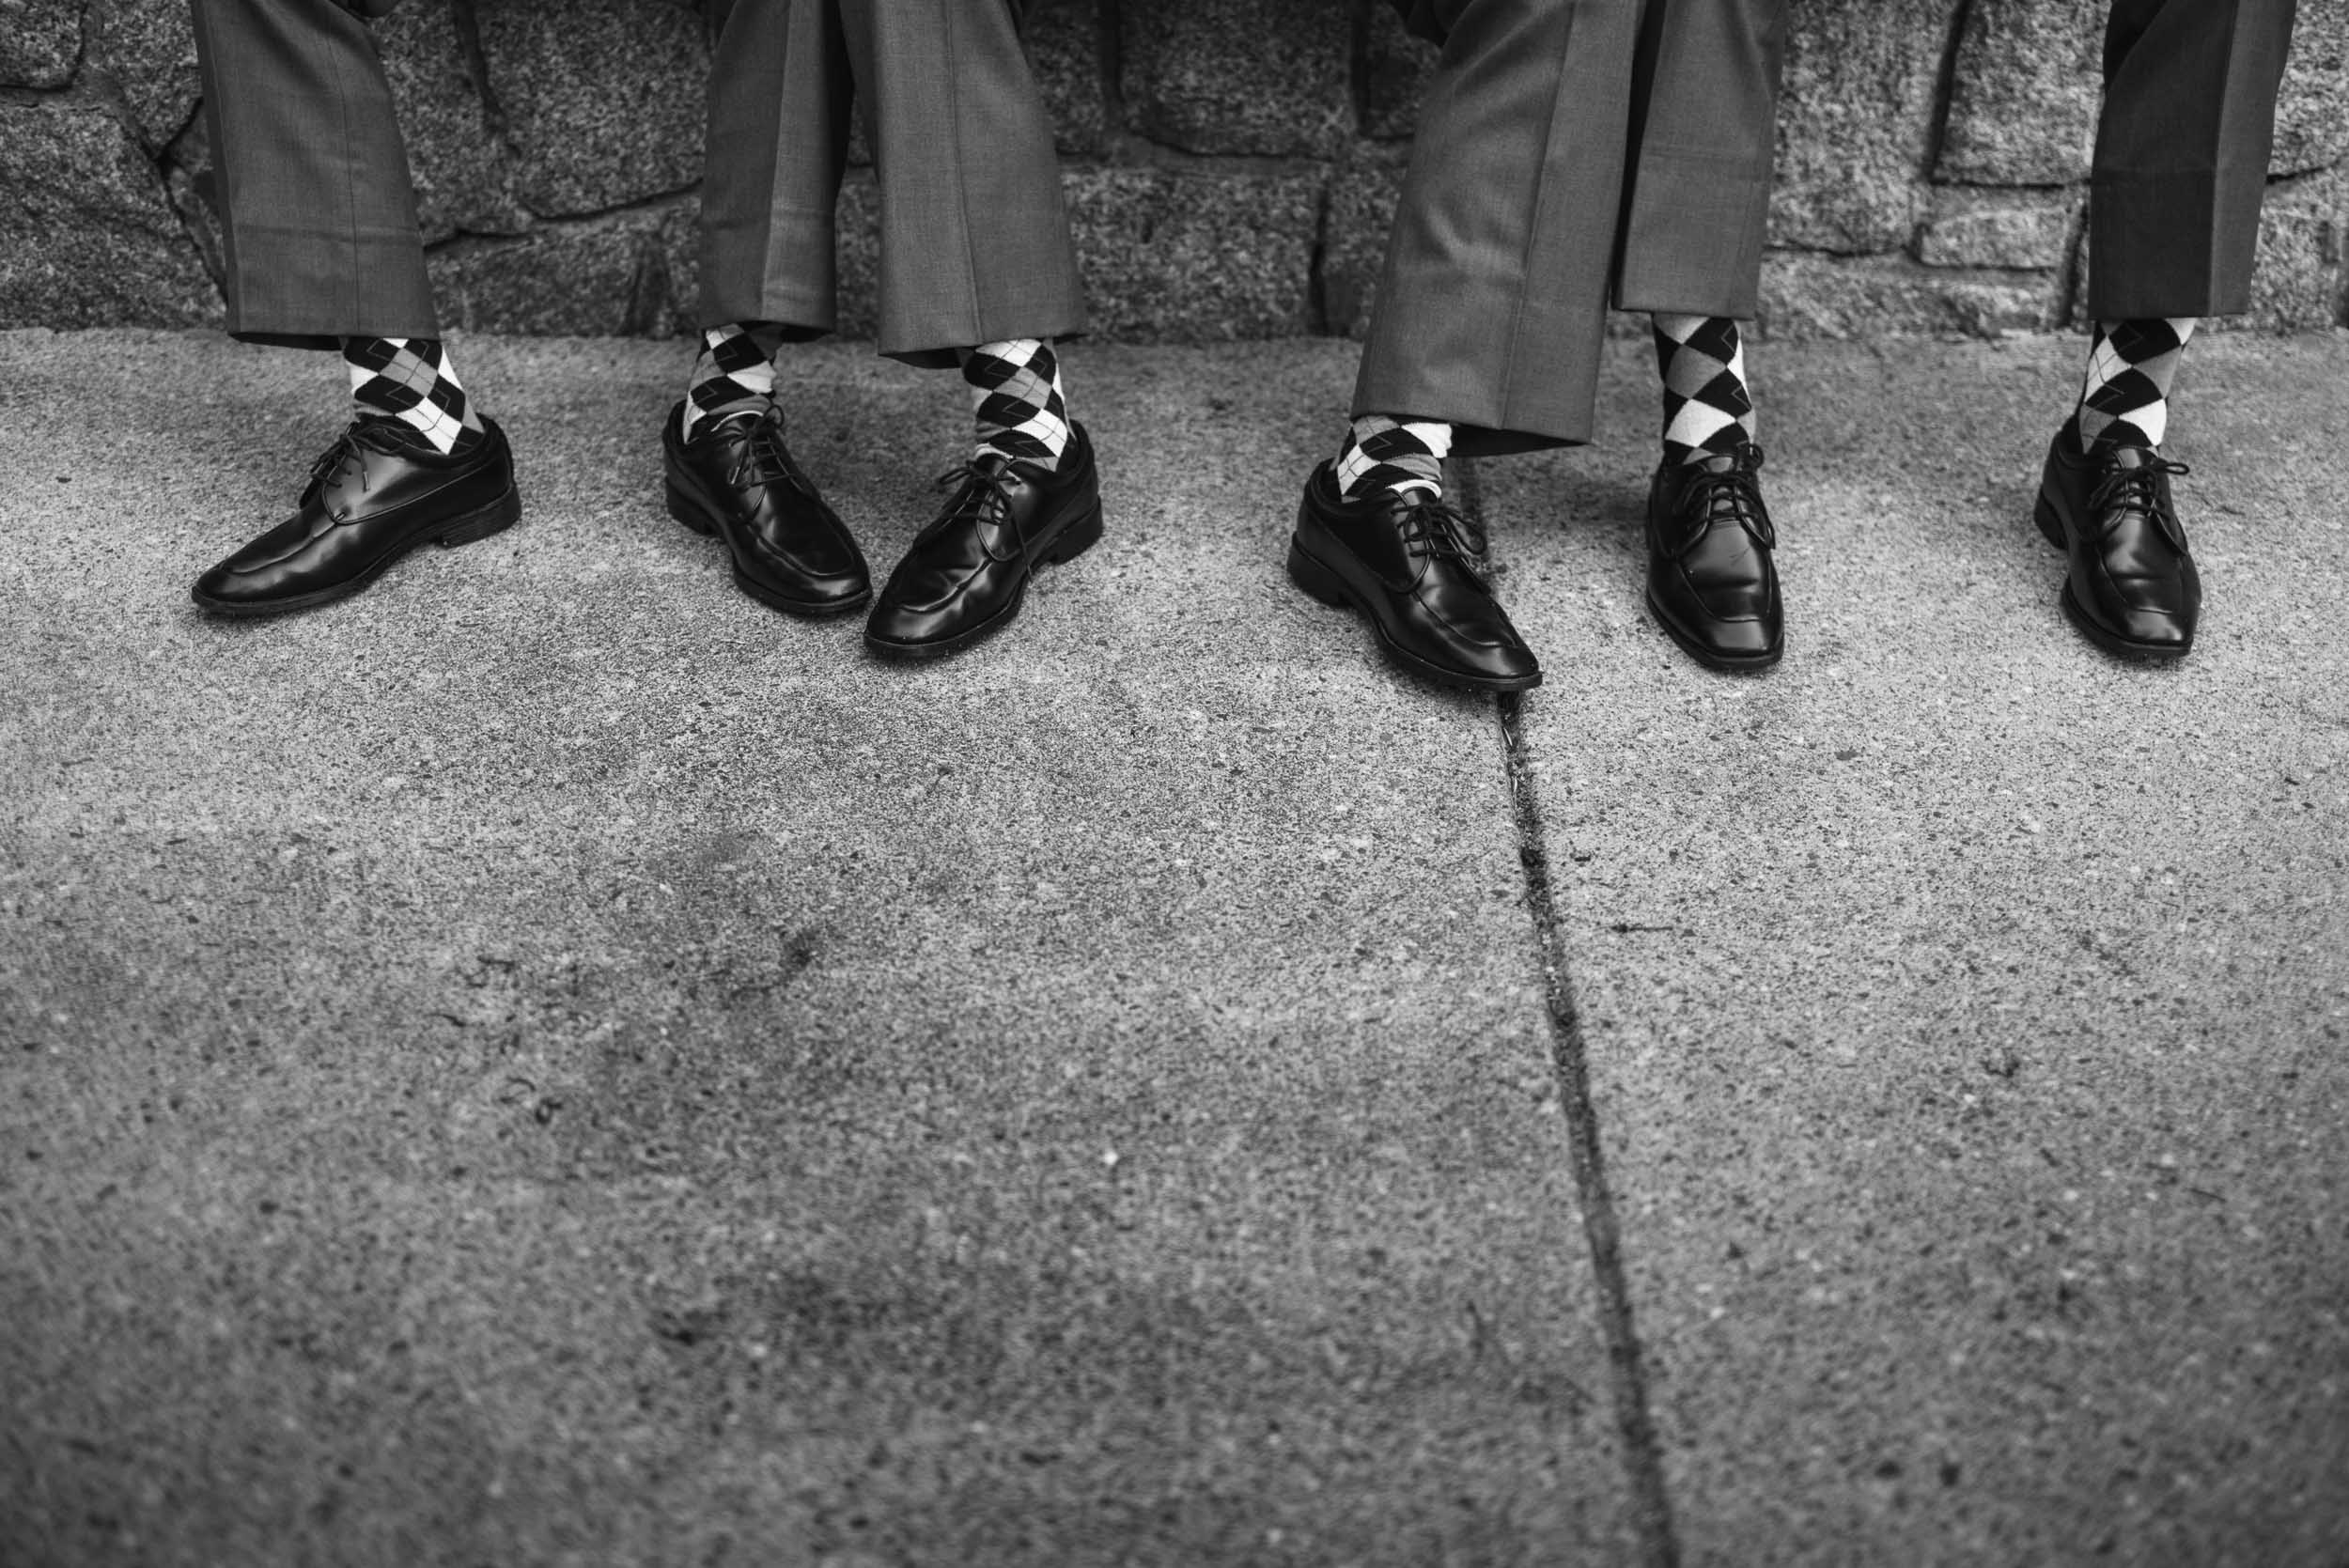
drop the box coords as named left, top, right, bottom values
left=1336, top=414, right=1452, bottom=500
left=343, top=336, right=481, bottom=456
left=685, top=321, right=789, bottom=441
left=2077, top=317, right=2197, bottom=452
left=1653, top=313, right=1756, bottom=466
left=964, top=338, right=1071, bottom=469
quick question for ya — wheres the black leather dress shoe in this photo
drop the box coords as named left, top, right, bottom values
left=864, top=424, right=1103, bottom=660
left=190, top=417, right=521, bottom=616
left=1286, top=463, right=1540, bottom=693
left=663, top=401, right=870, bottom=616
left=2033, top=421, right=2199, bottom=659
left=1644, top=442, right=1782, bottom=671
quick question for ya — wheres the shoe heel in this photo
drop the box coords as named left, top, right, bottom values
left=1042, top=501, right=1104, bottom=566
left=432, top=486, right=521, bottom=549
left=2032, top=493, right=2065, bottom=551
left=1285, top=540, right=1352, bottom=609
left=665, top=481, right=717, bottom=537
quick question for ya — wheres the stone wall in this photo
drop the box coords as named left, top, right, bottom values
left=3, top=0, right=2344, bottom=341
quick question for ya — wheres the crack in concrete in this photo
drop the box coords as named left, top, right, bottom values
left=1461, top=456, right=1682, bottom=1568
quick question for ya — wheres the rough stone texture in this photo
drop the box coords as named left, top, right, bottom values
left=1120, top=0, right=1353, bottom=158
left=1916, top=187, right=2083, bottom=272
left=475, top=0, right=708, bottom=218
left=1322, top=145, right=1408, bottom=341
left=0, top=99, right=220, bottom=330
left=429, top=205, right=692, bottom=336
left=2, top=0, right=2346, bottom=338
left=84, top=0, right=203, bottom=152
left=0, top=0, right=81, bottom=88
left=1360, top=1, right=1437, bottom=143
left=0, top=332, right=1642, bottom=1566
left=1064, top=167, right=1322, bottom=340
left=378, top=3, right=532, bottom=243
left=1771, top=0, right=1956, bottom=255
left=2234, top=170, right=2348, bottom=334
left=1026, top=0, right=1109, bottom=157
left=2273, top=2, right=2349, bottom=175
left=1760, top=254, right=2056, bottom=339
left=829, top=175, right=881, bottom=339
left=1936, top=0, right=2103, bottom=186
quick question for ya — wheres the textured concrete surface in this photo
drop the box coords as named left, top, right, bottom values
left=3, top=329, right=2346, bottom=1566
left=0, top=332, right=1626, bottom=1566
left=1486, top=334, right=2349, bottom=1566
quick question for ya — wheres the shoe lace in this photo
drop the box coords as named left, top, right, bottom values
left=1670, top=444, right=1773, bottom=553
left=306, top=418, right=411, bottom=500
left=723, top=411, right=801, bottom=493
left=2087, top=451, right=2190, bottom=537
left=1394, top=490, right=1490, bottom=575
left=922, top=458, right=1026, bottom=564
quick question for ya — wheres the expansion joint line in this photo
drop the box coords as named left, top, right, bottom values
left=1458, top=456, right=1682, bottom=1568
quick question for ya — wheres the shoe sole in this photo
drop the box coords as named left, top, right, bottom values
left=665, top=481, right=872, bottom=618
left=1641, top=590, right=1783, bottom=673
left=1287, top=539, right=1542, bottom=694
left=2033, top=493, right=2192, bottom=660
left=190, top=483, right=522, bottom=618
left=863, top=499, right=1105, bottom=662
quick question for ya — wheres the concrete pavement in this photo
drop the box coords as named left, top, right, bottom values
left=1, top=329, right=2343, bottom=1565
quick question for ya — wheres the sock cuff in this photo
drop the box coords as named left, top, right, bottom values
left=1337, top=414, right=1451, bottom=498
left=345, top=335, right=478, bottom=453
left=967, top=338, right=1071, bottom=469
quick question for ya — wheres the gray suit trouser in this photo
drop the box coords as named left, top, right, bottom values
left=1355, top=0, right=1792, bottom=455
left=698, top=0, right=1086, bottom=366
left=2092, top=0, right=2297, bottom=319
left=188, top=0, right=437, bottom=347
left=185, top=0, right=1085, bottom=362
left=1361, top=0, right=2298, bottom=454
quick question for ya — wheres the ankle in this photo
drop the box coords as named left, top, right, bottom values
left=965, top=338, right=1071, bottom=470
left=1337, top=414, right=1450, bottom=501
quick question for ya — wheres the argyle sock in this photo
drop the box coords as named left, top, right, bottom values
left=2077, top=318, right=2197, bottom=452
left=343, top=336, right=484, bottom=456
left=963, top=338, right=1072, bottom=470
left=1653, top=313, right=1756, bottom=467
left=683, top=321, right=789, bottom=441
left=1334, top=414, right=1452, bottom=500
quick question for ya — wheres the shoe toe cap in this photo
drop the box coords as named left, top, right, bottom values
left=1696, top=612, right=1779, bottom=660
left=2114, top=606, right=2195, bottom=650
left=191, top=553, right=290, bottom=609
left=1464, top=631, right=1541, bottom=684
left=189, top=563, right=243, bottom=607
left=865, top=588, right=966, bottom=648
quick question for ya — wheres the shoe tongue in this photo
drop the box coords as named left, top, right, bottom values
left=1690, top=451, right=1740, bottom=474
left=2108, top=445, right=2150, bottom=470
left=351, top=415, right=428, bottom=452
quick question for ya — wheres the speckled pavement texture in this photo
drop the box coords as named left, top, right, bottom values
left=1, top=330, right=2343, bottom=1567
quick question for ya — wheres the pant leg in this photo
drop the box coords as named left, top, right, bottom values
left=1353, top=0, right=1646, bottom=455
left=1614, top=0, right=1789, bottom=317
left=188, top=0, right=437, bottom=347
left=837, top=0, right=1086, bottom=365
left=2089, top=0, right=2297, bottom=318
left=697, top=0, right=857, bottom=337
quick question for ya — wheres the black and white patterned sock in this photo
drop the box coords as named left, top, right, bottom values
left=1335, top=414, right=1452, bottom=500
left=343, top=336, right=484, bottom=455
left=964, top=338, right=1071, bottom=469
left=1653, top=313, right=1756, bottom=467
left=2077, top=318, right=2197, bottom=452
left=684, top=321, right=788, bottom=441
